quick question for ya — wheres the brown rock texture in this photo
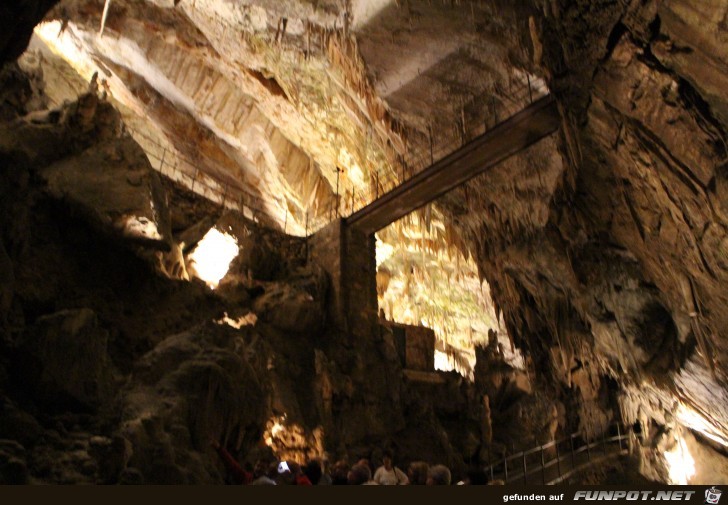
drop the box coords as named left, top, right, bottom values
left=438, top=0, right=728, bottom=479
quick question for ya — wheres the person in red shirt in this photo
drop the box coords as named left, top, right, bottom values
left=276, top=461, right=312, bottom=485
left=210, top=439, right=253, bottom=484
left=291, top=462, right=312, bottom=486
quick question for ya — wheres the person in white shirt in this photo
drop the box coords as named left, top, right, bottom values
left=373, top=450, right=409, bottom=485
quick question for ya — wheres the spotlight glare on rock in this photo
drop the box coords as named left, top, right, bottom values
left=663, top=435, right=695, bottom=485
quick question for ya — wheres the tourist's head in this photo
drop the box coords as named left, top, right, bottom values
left=427, top=464, right=451, bottom=486
left=348, top=463, right=372, bottom=485
left=407, top=461, right=429, bottom=485
left=382, top=449, right=393, bottom=470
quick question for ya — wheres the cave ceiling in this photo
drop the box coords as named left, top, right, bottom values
left=35, top=0, right=544, bottom=234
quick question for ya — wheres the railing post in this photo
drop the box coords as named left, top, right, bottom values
left=556, top=440, right=562, bottom=479
left=460, top=104, right=466, bottom=146
left=617, top=424, right=623, bottom=452
left=522, top=452, right=527, bottom=485
left=586, top=435, right=591, bottom=462
left=428, top=123, right=434, bottom=165
left=541, top=446, right=546, bottom=485
left=191, top=167, right=199, bottom=192
left=159, top=147, right=167, bottom=175
left=503, top=454, right=508, bottom=483
left=570, top=435, right=576, bottom=469
left=527, top=74, right=533, bottom=104
left=335, top=167, right=341, bottom=218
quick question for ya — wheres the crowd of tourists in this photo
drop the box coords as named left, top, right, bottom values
left=212, top=441, right=496, bottom=485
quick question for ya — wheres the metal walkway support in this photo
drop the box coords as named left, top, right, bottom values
left=346, top=94, right=560, bottom=235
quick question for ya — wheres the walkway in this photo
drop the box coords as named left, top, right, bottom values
left=484, top=424, right=633, bottom=485
left=346, top=94, right=560, bottom=235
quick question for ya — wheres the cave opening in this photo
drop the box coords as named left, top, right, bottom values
left=374, top=205, right=523, bottom=380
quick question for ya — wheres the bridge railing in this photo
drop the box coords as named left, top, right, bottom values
left=484, top=423, right=634, bottom=485
left=327, top=72, right=550, bottom=224
left=97, top=25, right=333, bottom=237
left=99, top=23, right=550, bottom=238
left=126, top=125, right=268, bottom=221
left=124, top=123, right=337, bottom=237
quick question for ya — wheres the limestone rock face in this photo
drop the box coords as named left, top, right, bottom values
left=653, top=0, right=728, bottom=127
left=435, top=0, right=728, bottom=481
left=16, top=308, right=115, bottom=412
left=12, top=90, right=178, bottom=256
left=42, top=134, right=170, bottom=250
left=217, top=211, right=307, bottom=283
left=252, top=270, right=327, bottom=333
left=0, top=401, right=44, bottom=449
left=0, top=439, right=29, bottom=484
left=0, top=63, right=47, bottom=120
left=0, top=78, right=195, bottom=282
left=238, top=234, right=282, bottom=282
left=121, top=325, right=266, bottom=484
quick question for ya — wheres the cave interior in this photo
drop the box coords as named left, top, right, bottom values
left=0, top=0, right=727, bottom=485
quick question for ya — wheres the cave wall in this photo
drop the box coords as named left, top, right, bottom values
left=0, top=0, right=59, bottom=64
left=439, top=0, right=728, bottom=480
left=0, top=65, right=490, bottom=483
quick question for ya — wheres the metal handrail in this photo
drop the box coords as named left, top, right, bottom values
left=96, top=23, right=549, bottom=238
left=547, top=450, right=629, bottom=485
left=341, top=82, right=548, bottom=221
left=484, top=423, right=633, bottom=485
left=126, top=126, right=274, bottom=213
left=124, top=123, right=334, bottom=236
